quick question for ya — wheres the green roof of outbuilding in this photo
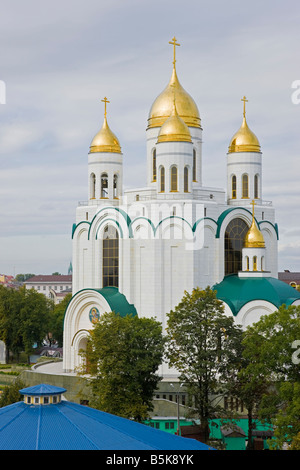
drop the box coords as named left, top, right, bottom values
left=213, top=275, right=300, bottom=316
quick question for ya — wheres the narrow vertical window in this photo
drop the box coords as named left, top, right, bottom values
left=193, top=149, right=197, bottom=182
left=242, top=174, right=249, bottom=198
left=246, top=256, right=249, bottom=271
left=153, top=149, right=156, bottom=182
left=170, top=166, right=178, bottom=192
left=184, top=167, right=189, bottom=192
left=101, top=173, right=108, bottom=198
left=90, top=173, right=96, bottom=199
left=113, top=174, right=118, bottom=199
left=160, top=166, right=165, bottom=192
left=232, top=175, right=237, bottom=199
left=253, top=256, right=257, bottom=271
left=102, top=226, right=119, bottom=287
left=254, top=174, right=259, bottom=199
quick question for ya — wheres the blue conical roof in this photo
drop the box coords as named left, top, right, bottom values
left=0, top=384, right=214, bottom=450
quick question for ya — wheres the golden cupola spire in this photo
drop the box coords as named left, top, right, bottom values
left=89, top=97, right=121, bottom=154
left=228, top=96, right=261, bottom=153
left=244, top=200, right=265, bottom=248
left=147, top=37, right=201, bottom=129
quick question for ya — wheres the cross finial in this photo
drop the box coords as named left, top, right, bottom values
left=241, top=96, right=248, bottom=118
left=101, top=97, right=110, bottom=118
left=251, top=199, right=257, bottom=217
left=169, top=36, right=180, bottom=67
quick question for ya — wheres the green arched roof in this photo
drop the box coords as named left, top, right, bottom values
left=95, top=287, right=138, bottom=317
left=213, top=275, right=300, bottom=316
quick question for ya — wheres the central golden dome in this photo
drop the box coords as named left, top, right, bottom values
left=228, top=97, right=261, bottom=153
left=157, top=101, right=192, bottom=143
left=147, top=43, right=201, bottom=130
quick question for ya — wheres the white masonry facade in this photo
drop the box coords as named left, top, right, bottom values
left=63, top=42, right=287, bottom=376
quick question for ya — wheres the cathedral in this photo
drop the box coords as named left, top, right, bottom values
left=63, top=38, right=300, bottom=376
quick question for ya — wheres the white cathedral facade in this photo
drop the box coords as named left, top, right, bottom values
left=63, top=39, right=300, bottom=375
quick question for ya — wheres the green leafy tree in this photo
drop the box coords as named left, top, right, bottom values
left=0, top=286, right=23, bottom=361
left=241, top=304, right=300, bottom=449
left=0, top=286, right=53, bottom=363
left=48, top=293, right=71, bottom=346
left=0, top=378, right=26, bottom=407
left=166, top=287, right=243, bottom=443
left=82, top=312, right=165, bottom=422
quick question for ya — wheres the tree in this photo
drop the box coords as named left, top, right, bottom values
left=0, top=286, right=53, bottom=363
left=241, top=304, right=300, bottom=449
left=48, top=293, right=71, bottom=346
left=0, top=378, right=26, bottom=407
left=82, top=312, right=165, bottom=422
left=166, top=287, right=243, bottom=443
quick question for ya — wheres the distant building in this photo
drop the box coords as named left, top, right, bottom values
left=278, top=270, right=300, bottom=289
left=25, top=275, right=72, bottom=302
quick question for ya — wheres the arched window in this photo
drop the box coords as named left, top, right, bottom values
left=261, top=256, right=265, bottom=271
left=193, top=149, right=197, bottom=182
left=113, top=174, right=118, bottom=199
left=170, top=166, right=178, bottom=192
left=152, top=149, right=156, bottom=182
left=184, top=167, right=189, bottom=192
left=90, top=173, right=96, bottom=199
left=242, top=174, right=249, bottom=198
left=160, top=166, right=165, bottom=192
left=101, top=173, right=108, bottom=198
left=232, top=175, right=237, bottom=199
left=224, top=218, right=249, bottom=275
left=254, top=174, right=259, bottom=199
left=253, top=256, right=257, bottom=272
left=102, top=225, right=119, bottom=287
left=246, top=256, right=249, bottom=271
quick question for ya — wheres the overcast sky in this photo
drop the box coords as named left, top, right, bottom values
left=0, top=0, right=299, bottom=276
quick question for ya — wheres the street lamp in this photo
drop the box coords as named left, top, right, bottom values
left=170, top=383, right=184, bottom=435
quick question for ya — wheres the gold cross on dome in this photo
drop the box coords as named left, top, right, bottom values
left=169, top=36, right=180, bottom=66
left=241, top=96, right=248, bottom=118
left=101, top=97, right=110, bottom=118
left=251, top=199, right=257, bottom=216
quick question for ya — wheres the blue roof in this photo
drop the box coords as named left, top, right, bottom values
left=0, top=385, right=213, bottom=450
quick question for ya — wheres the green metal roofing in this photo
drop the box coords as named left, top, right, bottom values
left=213, top=275, right=300, bottom=316
left=91, top=286, right=137, bottom=317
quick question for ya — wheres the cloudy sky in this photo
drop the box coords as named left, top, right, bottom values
left=0, top=0, right=299, bottom=276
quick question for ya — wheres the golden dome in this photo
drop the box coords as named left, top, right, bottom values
left=147, top=38, right=201, bottom=129
left=244, top=201, right=265, bottom=248
left=157, top=101, right=192, bottom=143
left=89, top=97, right=121, bottom=154
left=228, top=97, right=261, bottom=153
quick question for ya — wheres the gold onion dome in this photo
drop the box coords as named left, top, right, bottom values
left=157, top=100, right=192, bottom=143
left=244, top=201, right=265, bottom=248
left=89, top=97, right=121, bottom=154
left=147, top=37, right=201, bottom=130
left=228, top=96, right=261, bottom=154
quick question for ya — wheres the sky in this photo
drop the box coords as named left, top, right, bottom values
left=0, top=0, right=299, bottom=276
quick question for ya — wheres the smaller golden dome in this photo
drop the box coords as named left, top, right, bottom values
left=228, top=96, right=261, bottom=153
left=157, top=101, right=192, bottom=143
left=244, top=201, right=265, bottom=248
left=89, top=97, right=121, bottom=154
